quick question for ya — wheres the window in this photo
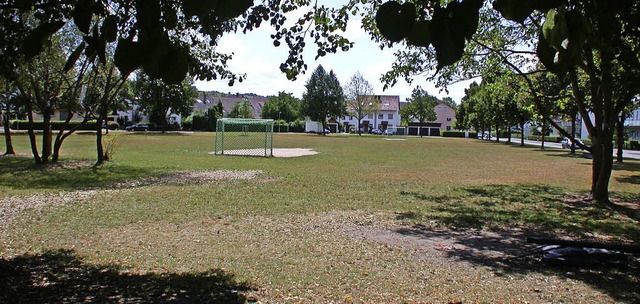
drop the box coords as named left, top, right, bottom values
left=368, top=113, right=373, bottom=119
left=388, top=113, right=393, bottom=119
left=446, top=126, right=451, bottom=131
left=446, top=116, right=452, bottom=121
left=378, top=114, right=384, bottom=119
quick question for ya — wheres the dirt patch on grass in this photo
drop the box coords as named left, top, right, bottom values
left=0, top=170, right=262, bottom=229
left=111, top=170, right=263, bottom=189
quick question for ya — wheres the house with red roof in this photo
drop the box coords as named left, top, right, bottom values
left=337, top=95, right=402, bottom=133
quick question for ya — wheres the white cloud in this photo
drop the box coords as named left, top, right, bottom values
left=194, top=13, right=469, bottom=103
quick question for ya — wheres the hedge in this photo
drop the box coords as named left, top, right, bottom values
left=442, top=131, right=466, bottom=138
left=525, top=135, right=562, bottom=143
left=11, top=120, right=98, bottom=131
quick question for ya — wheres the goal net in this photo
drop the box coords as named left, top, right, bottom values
left=215, top=118, right=274, bottom=157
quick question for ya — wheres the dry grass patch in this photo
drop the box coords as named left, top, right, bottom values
left=51, top=211, right=636, bottom=303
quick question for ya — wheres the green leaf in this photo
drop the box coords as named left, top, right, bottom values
left=22, top=21, right=66, bottom=59
left=430, top=6, right=465, bottom=69
left=160, top=47, right=189, bottom=85
left=536, top=30, right=557, bottom=71
left=64, top=42, right=85, bottom=72
left=406, top=20, right=431, bottom=47
left=493, top=0, right=533, bottom=24
left=183, top=0, right=218, bottom=17
left=114, top=39, right=142, bottom=76
left=215, top=0, right=253, bottom=21
left=72, top=0, right=94, bottom=34
left=101, top=16, right=117, bottom=43
left=455, top=0, right=483, bottom=40
left=375, top=1, right=416, bottom=43
left=542, top=9, right=568, bottom=50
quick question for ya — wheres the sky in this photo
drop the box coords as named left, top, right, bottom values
left=194, top=9, right=476, bottom=103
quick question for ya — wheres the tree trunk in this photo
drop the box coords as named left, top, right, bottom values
left=3, top=102, right=15, bottom=155
left=357, top=118, right=362, bottom=136
left=570, top=114, right=577, bottom=154
left=41, top=111, right=52, bottom=164
left=25, top=106, right=42, bottom=164
left=495, top=120, right=500, bottom=143
left=541, top=119, right=546, bottom=149
left=592, top=132, right=614, bottom=203
left=520, top=120, right=525, bottom=146
left=95, top=114, right=105, bottom=165
left=616, top=114, right=625, bottom=163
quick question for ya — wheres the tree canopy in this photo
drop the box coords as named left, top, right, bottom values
left=400, top=86, right=437, bottom=132
left=228, top=99, right=254, bottom=119
left=134, top=72, right=197, bottom=132
left=302, top=65, right=346, bottom=135
left=261, top=92, right=301, bottom=122
left=343, top=72, right=377, bottom=135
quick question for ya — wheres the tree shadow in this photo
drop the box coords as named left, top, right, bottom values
left=616, top=175, right=640, bottom=185
left=0, top=157, right=166, bottom=191
left=0, top=249, right=253, bottom=303
left=395, top=184, right=640, bottom=302
left=393, top=225, right=640, bottom=303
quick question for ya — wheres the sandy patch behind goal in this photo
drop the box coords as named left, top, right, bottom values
left=209, top=148, right=318, bottom=157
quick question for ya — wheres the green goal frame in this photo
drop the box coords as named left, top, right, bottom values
left=215, top=118, right=274, bottom=157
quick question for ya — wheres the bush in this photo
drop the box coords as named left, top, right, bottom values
left=630, top=140, right=639, bottom=150
left=169, top=122, right=181, bottom=131
left=525, top=135, right=562, bottom=143
left=289, top=119, right=305, bottom=133
left=274, top=120, right=289, bottom=133
left=10, top=120, right=98, bottom=131
left=107, top=122, right=119, bottom=130
left=442, top=131, right=466, bottom=138
left=182, top=120, right=193, bottom=131
left=497, top=131, right=511, bottom=138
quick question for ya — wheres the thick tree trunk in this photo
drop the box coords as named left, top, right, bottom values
left=495, top=120, right=500, bottom=143
left=3, top=104, right=15, bottom=155
left=95, top=114, right=105, bottom=165
left=616, top=114, right=625, bottom=163
left=3, top=84, right=15, bottom=155
left=593, top=133, right=614, bottom=203
left=41, top=112, right=52, bottom=164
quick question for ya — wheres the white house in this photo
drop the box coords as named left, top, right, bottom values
left=337, top=95, right=401, bottom=133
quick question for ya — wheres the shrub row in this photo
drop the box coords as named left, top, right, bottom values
left=525, top=135, right=563, bottom=143
left=11, top=120, right=98, bottom=131
left=442, top=131, right=467, bottom=138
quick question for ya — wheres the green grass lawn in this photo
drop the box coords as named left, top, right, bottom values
left=1, top=132, right=639, bottom=303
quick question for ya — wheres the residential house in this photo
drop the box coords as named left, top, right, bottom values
left=195, top=92, right=266, bottom=119
left=337, top=95, right=401, bottom=133
left=404, top=101, right=456, bottom=136
left=627, top=108, right=640, bottom=140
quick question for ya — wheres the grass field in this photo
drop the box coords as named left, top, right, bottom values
left=1, top=132, right=639, bottom=303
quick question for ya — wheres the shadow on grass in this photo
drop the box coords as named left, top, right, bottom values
left=0, top=249, right=253, bottom=303
left=401, top=184, right=640, bottom=239
left=395, top=226, right=640, bottom=303
left=0, top=156, right=165, bottom=191
left=397, top=184, right=640, bottom=302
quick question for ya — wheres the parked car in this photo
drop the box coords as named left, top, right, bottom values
left=561, top=138, right=584, bottom=149
left=383, top=129, right=395, bottom=135
left=126, top=124, right=149, bottom=131
left=371, top=128, right=383, bottom=135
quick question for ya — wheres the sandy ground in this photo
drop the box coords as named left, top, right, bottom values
left=209, top=148, right=318, bottom=157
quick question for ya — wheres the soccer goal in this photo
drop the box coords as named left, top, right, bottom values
left=215, top=118, right=274, bottom=157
